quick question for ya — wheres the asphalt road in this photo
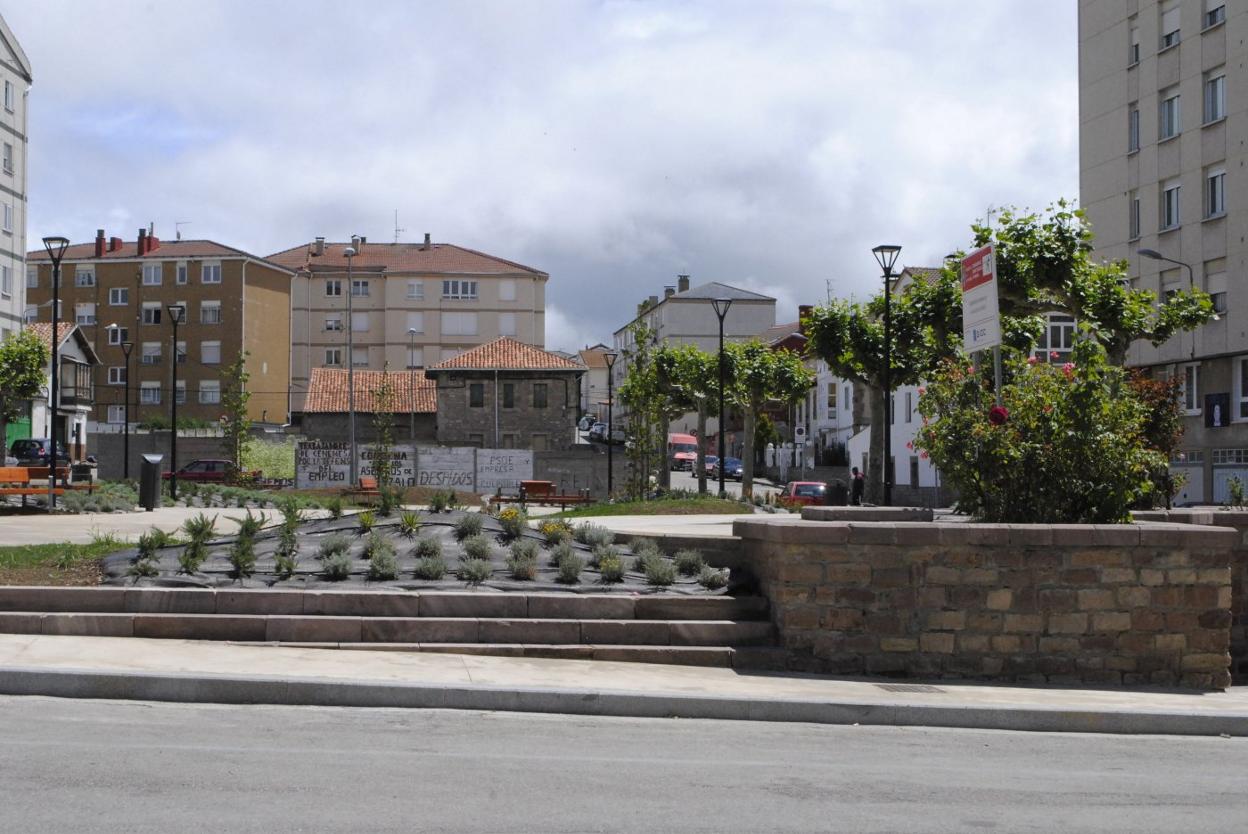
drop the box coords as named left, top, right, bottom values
left=1, top=696, right=1244, bottom=833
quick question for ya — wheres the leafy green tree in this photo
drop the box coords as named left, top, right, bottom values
left=370, top=368, right=397, bottom=488
left=656, top=344, right=720, bottom=494
left=724, top=341, right=814, bottom=498
left=0, top=330, right=49, bottom=451
left=219, top=352, right=251, bottom=483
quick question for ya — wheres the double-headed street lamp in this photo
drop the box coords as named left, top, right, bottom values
left=42, top=235, right=69, bottom=511
left=603, top=351, right=618, bottom=497
left=872, top=244, right=902, bottom=507
left=106, top=323, right=135, bottom=479
left=710, top=297, right=733, bottom=498
left=167, top=304, right=185, bottom=499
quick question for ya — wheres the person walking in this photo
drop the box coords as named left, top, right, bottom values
left=850, top=466, right=865, bottom=506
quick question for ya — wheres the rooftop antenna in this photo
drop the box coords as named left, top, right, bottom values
left=826, top=278, right=834, bottom=303
left=393, top=210, right=405, bottom=244
left=175, top=221, right=192, bottom=241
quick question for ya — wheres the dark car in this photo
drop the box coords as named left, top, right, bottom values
left=711, top=457, right=743, bottom=480
left=162, top=459, right=257, bottom=482
left=9, top=438, right=69, bottom=467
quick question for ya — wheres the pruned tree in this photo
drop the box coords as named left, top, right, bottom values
left=370, top=367, right=397, bottom=488
left=0, top=330, right=49, bottom=450
left=656, top=343, right=719, bottom=494
left=220, top=352, right=252, bottom=483
left=724, top=341, right=814, bottom=498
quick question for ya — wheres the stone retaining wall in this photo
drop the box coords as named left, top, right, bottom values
left=735, top=519, right=1235, bottom=689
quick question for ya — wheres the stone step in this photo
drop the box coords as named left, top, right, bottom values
left=0, top=611, right=775, bottom=647
left=0, top=587, right=769, bottom=622
left=236, top=642, right=747, bottom=668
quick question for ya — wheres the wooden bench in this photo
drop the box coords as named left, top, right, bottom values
left=0, top=466, right=93, bottom=506
left=490, top=480, right=594, bottom=511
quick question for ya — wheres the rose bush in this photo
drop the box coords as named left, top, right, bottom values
left=915, top=339, right=1164, bottom=523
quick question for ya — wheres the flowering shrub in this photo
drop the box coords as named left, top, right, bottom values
left=915, top=340, right=1164, bottom=523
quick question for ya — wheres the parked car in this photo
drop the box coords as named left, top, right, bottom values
left=588, top=422, right=607, bottom=442
left=703, top=455, right=719, bottom=475
left=578, top=414, right=598, bottom=432
left=9, top=438, right=69, bottom=467
left=779, top=480, right=829, bottom=506
left=162, top=459, right=258, bottom=483
left=711, top=456, right=743, bottom=480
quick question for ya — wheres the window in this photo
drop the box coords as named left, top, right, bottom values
left=1161, top=179, right=1181, bottom=230
left=532, top=434, right=549, bottom=452
left=503, top=383, right=516, bottom=409
left=407, top=347, right=423, bottom=369
left=910, top=456, right=920, bottom=489
left=498, top=312, right=517, bottom=337
left=1205, top=3, right=1226, bottom=28
left=108, top=326, right=128, bottom=345
left=25, top=267, right=36, bottom=288
left=175, top=340, right=187, bottom=364
left=1129, top=190, right=1141, bottom=239
left=325, top=348, right=342, bottom=366
left=826, top=382, right=837, bottom=420
left=107, top=366, right=126, bottom=385
left=442, top=311, right=478, bottom=336
left=199, top=380, right=220, bottom=404
left=201, top=341, right=221, bottom=365
left=200, top=301, right=222, bottom=324
left=324, top=315, right=342, bottom=331
left=351, top=347, right=368, bottom=366
left=74, top=267, right=95, bottom=287
left=176, top=262, right=188, bottom=285
left=142, top=263, right=162, bottom=286
left=75, top=303, right=96, bottom=325
left=201, top=263, right=221, bottom=284
left=442, top=279, right=478, bottom=300
left=533, top=383, right=548, bottom=409
left=1180, top=363, right=1200, bottom=413
left=1128, top=103, right=1140, bottom=152
left=905, top=391, right=913, bottom=423
left=469, top=383, right=485, bottom=408
left=22, top=305, right=35, bottom=323
left=1211, top=292, right=1228, bottom=314
left=109, top=287, right=129, bottom=305
left=325, top=279, right=342, bottom=297
left=0, top=266, right=8, bottom=297
left=1159, top=89, right=1180, bottom=139
left=1204, top=71, right=1225, bottom=123
left=406, top=280, right=424, bottom=300
left=351, top=312, right=369, bottom=332
left=1128, top=18, right=1140, bottom=65
left=3, top=80, right=11, bottom=112
left=174, top=381, right=187, bottom=405
left=1034, top=313, right=1076, bottom=363
left=1160, top=2, right=1180, bottom=48
left=142, top=303, right=162, bottom=324
left=107, top=405, right=126, bottom=424
left=351, top=279, right=369, bottom=297
left=499, top=279, right=516, bottom=301
left=441, top=348, right=461, bottom=362
left=406, top=311, right=424, bottom=333
left=501, top=433, right=518, bottom=450
left=2, top=202, right=12, bottom=233
left=1236, top=358, right=1248, bottom=420
left=1206, top=168, right=1226, bottom=217
left=141, top=342, right=161, bottom=364
left=140, top=382, right=161, bottom=404
left=3, top=142, right=12, bottom=173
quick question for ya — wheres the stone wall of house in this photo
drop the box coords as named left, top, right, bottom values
left=735, top=518, right=1236, bottom=689
left=432, top=372, right=579, bottom=450
left=300, top=413, right=437, bottom=445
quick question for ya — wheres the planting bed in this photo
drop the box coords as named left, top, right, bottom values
left=100, top=510, right=729, bottom=595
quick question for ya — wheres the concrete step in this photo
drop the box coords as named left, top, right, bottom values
left=0, top=611, right=776, bottom=647
left=0, top=587, right=769, bottom=622
left=236, top=642, right=746, bottom=668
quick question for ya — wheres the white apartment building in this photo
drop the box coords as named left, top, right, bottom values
left=0, top=14, right=30, bottom=342
left=272, top=235, right=548, bottom=414
left=1079, top=0, right=1244, bottom=503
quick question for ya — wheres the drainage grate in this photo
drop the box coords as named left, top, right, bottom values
left=875, top=683, right=945, bottom=694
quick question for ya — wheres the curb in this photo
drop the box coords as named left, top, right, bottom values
left=1, top=665, right=1245, bottom=736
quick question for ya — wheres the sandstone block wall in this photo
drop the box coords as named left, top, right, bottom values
left=735, top=519, right=1235, bottom=690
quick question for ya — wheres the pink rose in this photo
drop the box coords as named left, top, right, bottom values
left=1027, top=356, right=1038, bottom=365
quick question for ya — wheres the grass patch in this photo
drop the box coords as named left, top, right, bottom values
left=555, top=497, right=748, bottom=518
left=0, top=536, right=125, bottom=586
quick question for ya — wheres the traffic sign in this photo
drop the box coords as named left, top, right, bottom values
left=961, top=244, right=1002, bottom=352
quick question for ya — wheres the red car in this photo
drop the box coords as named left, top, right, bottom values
left=162, top=459, right=257, bottom=482
left=780, top=481, right=828, bottom=506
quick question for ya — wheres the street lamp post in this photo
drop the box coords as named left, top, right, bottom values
left=42, top=236, right=69, bottom=511
left=603, top=351, right=618, bottom=497
left=106, top=324, right=135, bottom=479
left=710, top=298, right=733, bottom=498
left=167, top=304, right=185, bottom=500
left=345, top=238, right=359, bottom=486
left=407, top=327, right=418, bottom=441
left=872, top=244, right=902, bottom=507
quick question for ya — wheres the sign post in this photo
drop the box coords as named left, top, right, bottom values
left=961, top=244, right=1004, bottom=401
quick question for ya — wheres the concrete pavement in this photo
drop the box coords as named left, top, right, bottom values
left=0, top=506, right=291, bottom=546
left=1, top=633, right=1245, bottom=736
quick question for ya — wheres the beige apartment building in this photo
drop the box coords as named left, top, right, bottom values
left=0, top=13, right=30, bottom=343
left=270, top=235, right=548, bottom=415
left=26, top=230, right=294, bottom=426
left=1080, top=0, right=1244, bottom=503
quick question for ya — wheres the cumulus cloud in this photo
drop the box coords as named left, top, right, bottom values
left=9, top=1, right=1076, bottom=353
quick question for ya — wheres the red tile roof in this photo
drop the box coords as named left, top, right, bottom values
left=430, top=338, right=584, bottom=371
left=23, top=321, right=76, bottom=351
left=303, top=367, right=438, bottom=414
left=27, top=239, right=292, bottom=271
left=267, top=241, right=547, bottom=276
left=578, top=348, right=610, bottom=369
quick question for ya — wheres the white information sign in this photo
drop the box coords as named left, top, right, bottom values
left=416, top=446, right=476, bottom=489
left=295, top=440, right=352, bottom=489
left=961, top=244, right=1002, bottom=352
left=476, top=449, right=534, bottom=494
left=359, top=444, right=416, bottom=486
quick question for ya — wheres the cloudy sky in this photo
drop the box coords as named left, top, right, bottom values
left=8, top=0, right=1077, bottom=352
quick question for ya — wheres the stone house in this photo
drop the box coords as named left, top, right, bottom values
left=301, top=366, right=438, bottom=444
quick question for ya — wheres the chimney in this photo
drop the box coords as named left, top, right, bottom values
left=147, top=235, right=160, bottom=253
left=422, top=232, right=431, bottom=250
left=94, top=229, right=105, bottom=258
left=358, top=236, right=366, bottom=249
left=136, top=228, right=147, bottom=255
left=677, top=274, right=690, bottom=292
left=648, top=295, right=659, bottom=307
left=664, top=286, right=675, bottom=299
left=313, top=237, right=325, bottom=256
left=798, top=305, right=813, bottom=334
left=108, top=237, right=122, bottom=252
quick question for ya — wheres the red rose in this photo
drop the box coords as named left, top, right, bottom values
left=988, top=405, right=1009, bottom=425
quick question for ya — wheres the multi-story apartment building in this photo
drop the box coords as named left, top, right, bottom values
left=26, top=230, right=294, bottom=426
left=0, top=14, right=31, bottom=342
left=1079, top=0, right=1243, bottom=503
left=270, top=235, right=548, bottom=415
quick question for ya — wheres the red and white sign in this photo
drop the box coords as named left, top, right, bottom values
left=961, top=244, right=1002, bottom=352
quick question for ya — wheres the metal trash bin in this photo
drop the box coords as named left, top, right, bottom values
left=828, top=479, right=849, bottom=506
left=139, top=453, right=164, bottom=512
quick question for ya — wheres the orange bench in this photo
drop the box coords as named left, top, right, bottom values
left=0, top=466, right=93, bottom=505
left=343, top=475, right=381, bottom=503
left=491, top=480, right=593, bottom=510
